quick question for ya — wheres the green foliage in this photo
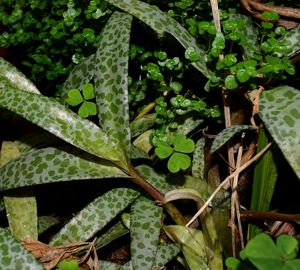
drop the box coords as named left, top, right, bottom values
left=57, top=260, right=79, bottom=270
left=65, top=83, right=97, bottom=118
left=226, top=233, right=300, bottom=270
left=155, top=133, right=195, bottom=173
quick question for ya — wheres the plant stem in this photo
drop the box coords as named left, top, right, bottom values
left=128, top=165, right=187, bottom=225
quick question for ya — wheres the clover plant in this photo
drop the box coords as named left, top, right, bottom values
left=57, top=260, right=79, bottom=270
left=65, top=83, right=97, bottom=118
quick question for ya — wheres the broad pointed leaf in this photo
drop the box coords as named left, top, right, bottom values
left=211, top=125, right=256, bottom=153
left=61, top=54, right=96, bottom=98
left=130, top=196, right=162, bottom=270
left=259, top=86, right=300, bottom=179
left=0, top=228, right=43, bottom=269
left=1, top=141, right=38, bottom=240
left=0, top=57, right=40, bottom=94
left=94, top=12, right=132, bottom=157
left=100, top=261, right=122, bottom=270
left=0, top=86, right=127, bottom=167
left=0, top=147, right=129, bottom=191
left=105, top=0, right=211, bottom=78
left=50, top=188, right=139, bottom=245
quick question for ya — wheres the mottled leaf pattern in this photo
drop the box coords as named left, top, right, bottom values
left=38, top=216, right=60, bottom=235
left=130, top=114, right=156, bottom=138
left=0, top=86, right=127, bottom=166
left=94, top=12, right=132, bottom=157
left=228, top=14, right=260, bottom=60
left=50, top=188, right=139, bottom=245
left=95, top=221, right=129, bottom=250
left=100, top=261, right=122, bottom=270
left=192, top=138, right=206, bottom=180
left=0, top=228, right=43, bottom=270
left=177, top=118, right=204, bottom=135
left=130, top=196, right=162, bottom=270
left=0, top=58, right=40, bottom=94
left=211, top=125, right=256, bottom=153
left=0, top=147, right=129, bottom=191
left=130, top=145, right=151, bottom=160
left=1, top=141, right=38, bottom=240
left=164, top=225, right=208, bottom=270
left=105, top=0, right=211, bottom=78
left=259, top=86, right=300, bottom=179
left=153, top=243, right=181, bottom=267
left=136, top=165, right=175, bottom=194
left=277, top=25, right=300, bottom=58
left=61, top=54, right=96, bottom=98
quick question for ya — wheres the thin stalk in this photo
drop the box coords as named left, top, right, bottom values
left=127, top=165, right=187, bottom=225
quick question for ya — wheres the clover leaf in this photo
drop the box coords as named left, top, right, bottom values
left=65, top=83, right=97, bottom=118
left=155, top=134, right=195, bottom=173
left=57, top=260, right=79, bottom=270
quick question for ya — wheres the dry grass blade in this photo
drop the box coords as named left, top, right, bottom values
left=186, top=142, right=272, bottom=227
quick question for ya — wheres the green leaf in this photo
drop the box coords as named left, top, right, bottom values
left=168, top=153, right=191, bottom=173
left=192, top=138, right=205, bottom=180
left=277, top=25, right=300, bottom=58
left=211, top=125, right=256, bottom=153
left=78, top=101, right=97, bottom=118
left=61, top=54, right=95, bottom=99
left=50, top=188, right=140, bottom=245
left=100, top=261, right=123, bottom=270
left=65, top=89, right=83, bottom=106
left=105, top=0, right=211, bottom=78
left=227, top=14, right=260, bottom=60
left=262, top=11, right=279, bottom=21
left=38, top=216, right=60, bottom=235
left=130, top=114, right=156, bottom=138
left=57, top=260, right=79, bottom=270
left=94, top=12, right=132, bottom=157
left=224, top=75, right=238, bottom=90
left=130, top=196, right=162, bottom=270
left=82, top=83, right=95, bottom=100
left=236, top=69, right=250, bottom=83
left=95, top=221, right=129, bottom=250
left=284, top=260, right=300, bottom=270
left=136, top=165, right=175, bottom=194
left=155, top=142, right=173, bottom=159
left=276, top=234, right=298, bottom=260
left=173, top=134, right=195, bottom=153
left=0, top=141, right=38, bottom=240
left=164, top=225, right=208, bottom=270
left=153, top=244, right=181, bottom=267
left=244, top=233, right=283, bottom=270
left=248, top=128, right=278, bottom=239
left=0, top=147, right=129, bottom=191
left=259, top=86, right=300, bottom=179
left=0, top=58, right=40, bottom=94
left=0, top=86, right=127, bottom=166
left=0, top=228, right=44, bottom=269
left=225, top=257, right=241, bottom=270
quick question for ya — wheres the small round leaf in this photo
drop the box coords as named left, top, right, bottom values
left=66, top=89, right=83, bottom=106
left=167, top=153, right=191, bottom=173
left=236, top=69, right=250, bottom=83
left=82, top=83, right=95, bottom=100
left=224, top=75, right=238, bottom=90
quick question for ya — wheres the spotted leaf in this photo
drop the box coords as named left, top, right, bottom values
left=1, top=141, right=38, bottom=241
left=130, top=196, right=162, bottom=270
left=38, top=216, right=60, bottom=235
left=153, top=243, right=181, bottom=267
left=259, top=86, right=300, bottom=179
left=0, top=147, right=129, bottom=192
left=228, top=14, right=260, bottom=60
left=130, top=113, right=156, bottom=138
left=61, top=54, right=96, bottom=99
left=210, top=125, right=256, bottom=153
left=0, top=85, right=128, bottom=167
left=0, top=228, right=43, bottom=270
left=0, top=58, right=40, bottom=94
left=94, top=12, right=132, bottom=157
left=136, top=165, right=175, bottom=194
left=192, top=138, right=206, bottom=180
left=50, top=188, right=139, bottom=245
left=105, top=0, right=211, bottom=78
left=277, top=25, right=300, bottom=58
left=95, top=221, right=129, bottom=250
left=100, top=261, right=123, bottom=270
